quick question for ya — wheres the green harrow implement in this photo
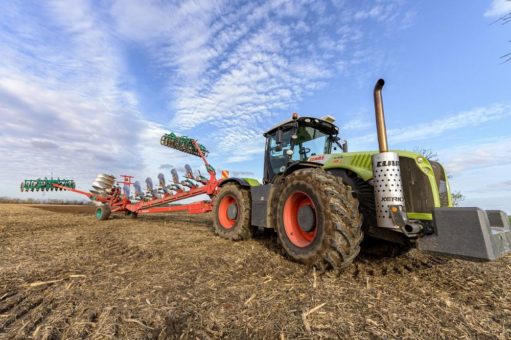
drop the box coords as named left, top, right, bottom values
left=20, top=178, right=76, bottom=192
left=160, top=132, right=209, bottom=157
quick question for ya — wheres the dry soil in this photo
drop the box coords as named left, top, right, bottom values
left=0, top=204, right=510, bottom=339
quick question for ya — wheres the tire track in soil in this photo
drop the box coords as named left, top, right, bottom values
left=350, top=254, right=450, bottom=279
left=1, top=227, right=118, bottom=339
left=0, top=277, right=114, bottom=339
left=2, top=205, right=510, bottom=338
left=0, top=286, right=50, bottom=338
left=91, top=232, right=162, bottom=261
left=0, top=228, right=164, bottom=339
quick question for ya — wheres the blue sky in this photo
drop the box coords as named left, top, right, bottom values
left=1, top=0, right=510, bottom=212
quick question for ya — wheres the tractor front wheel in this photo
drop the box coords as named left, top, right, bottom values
left=276, top=168, right=363, bottom=270
left=95, top=205, right=111, bottom=221
left=213, top=183, right=253, bottom=240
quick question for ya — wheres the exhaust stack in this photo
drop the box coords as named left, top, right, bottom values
left=371, top=79, right=412, bottom=231
left=373, top=79, right=388, bottom=153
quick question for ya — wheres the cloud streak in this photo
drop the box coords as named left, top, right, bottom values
left=0, top=1, right=151, bottom=196
left=350, top=104, right=511, bottom=148
left=110, top=0, right=413, bottom=164
left=485, top=0, right=511, bottom=17
left=438, top=136, right=511, bottom=174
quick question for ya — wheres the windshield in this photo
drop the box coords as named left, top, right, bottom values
left=291, top=126, right=333, bottom=161
left=266, top=125, right=341, bottom=179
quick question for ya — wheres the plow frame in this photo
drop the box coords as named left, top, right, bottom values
left=51, top=139, right=221, bottom=217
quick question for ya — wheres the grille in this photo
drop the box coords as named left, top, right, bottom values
left=351, top=153, right=372, bottom=169
left=399, top=157, right=435, bottom=213
left=430, top=160, right=449, bottom=207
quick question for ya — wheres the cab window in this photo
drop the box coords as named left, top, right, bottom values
left=268, top=129, right=292, bottom=175
left=291, top=126, right=333, bottom=161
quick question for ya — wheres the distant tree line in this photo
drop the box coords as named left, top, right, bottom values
left=0, top=197, right=90, bottom=205
left=413, top=148, right=465, bottom=207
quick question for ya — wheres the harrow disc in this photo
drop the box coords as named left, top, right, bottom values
left=90, top=174, right=115, bottom=195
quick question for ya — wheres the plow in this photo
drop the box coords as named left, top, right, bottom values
left=21, top=79, right=511, bottom=268
left=23, top=139, right=220, bottom=220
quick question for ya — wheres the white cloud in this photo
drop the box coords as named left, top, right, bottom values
left=342, top=117, right=373, bottom=132
left=485, top=0, right=511, bottom=17
left=438, top=136, right=511, bottom=174
left=109, top=0, right=412, bottom=164
left=350, top=104, right=511, bottom=148
left=0, top=1, right=153, bottom=198
left=0, top=0, right=417, bottom=204
left=447, top=162, right=511, bottom=213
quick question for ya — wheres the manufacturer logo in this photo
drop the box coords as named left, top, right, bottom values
left=376, top=160, right=400, bottom=167
left=381, top=197, right=404, bottom=202
left=308, top=155, right=329, bottom=164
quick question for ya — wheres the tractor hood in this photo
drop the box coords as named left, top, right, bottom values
left=322, top=150, right=433, bottom=182
left=322, top=150, right=453, bottom=220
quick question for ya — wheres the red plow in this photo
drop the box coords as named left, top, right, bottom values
left=23, top=137, right=225, bottom=220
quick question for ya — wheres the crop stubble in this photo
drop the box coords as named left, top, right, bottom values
left=0, top=204, right=509, bottom=339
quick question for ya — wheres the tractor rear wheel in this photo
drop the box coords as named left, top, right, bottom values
left=213, top=183, right=253, bottom=240
left=276, top=168, right=363, bottom=270
left=95, top=205, right=111, bottom=221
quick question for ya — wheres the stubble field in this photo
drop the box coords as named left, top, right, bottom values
left=0, top=204, right=510, bottom=339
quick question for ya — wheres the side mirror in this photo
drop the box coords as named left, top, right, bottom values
left=342, top=141, right=348, bottom=152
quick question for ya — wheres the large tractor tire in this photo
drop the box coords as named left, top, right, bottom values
left=329, top=169, right=411, bottom=258
left=275, top=168, right=363, bottom=270
left=95, top=205, right=111, bottom=221
left=213, top=183, right=253, bottom=240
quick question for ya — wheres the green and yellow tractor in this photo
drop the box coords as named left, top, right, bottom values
left=212, top=79, right=511, bottom=270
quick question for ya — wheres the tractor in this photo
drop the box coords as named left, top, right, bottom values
left=21, top=79, right=510, bottom=269
left=212, top=79, right=511, bottom=270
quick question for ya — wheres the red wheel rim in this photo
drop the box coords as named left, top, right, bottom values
left=283, top=191, right=317, bottom=247
left=218, top=195, right=238, bottom=229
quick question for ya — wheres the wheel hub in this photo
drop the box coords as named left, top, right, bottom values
left=227, top=203, right=238, bottom=220
left=297, top=205, right=315, bottom=232
left=283, top=191, right=318, bottom=247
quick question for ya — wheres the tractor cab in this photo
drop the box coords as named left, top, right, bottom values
left=263, top=114, right=345, bottom=183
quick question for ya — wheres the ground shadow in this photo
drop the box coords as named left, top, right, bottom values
left=30, top=205, right=95, bottom=214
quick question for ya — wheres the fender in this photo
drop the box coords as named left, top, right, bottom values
left=219, top=177, right=260, bottom=188
left=282, top=161, right=322, bottom=177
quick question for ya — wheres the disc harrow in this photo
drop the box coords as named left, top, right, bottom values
left=160, top=132, right=209, bottom=157
left=20, top=178, right=75, bottom=192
